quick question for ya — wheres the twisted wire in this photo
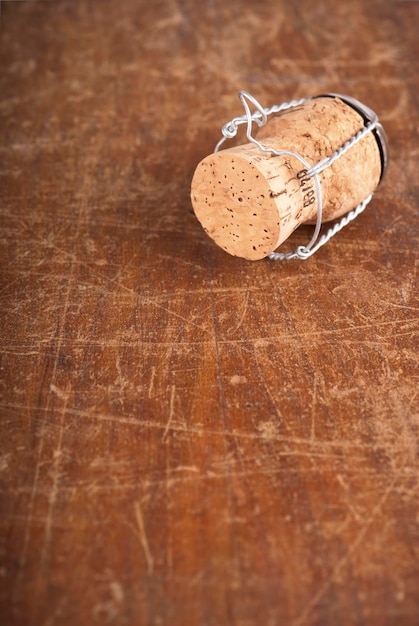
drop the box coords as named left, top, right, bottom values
left=268, top=195, right=372, bottom=261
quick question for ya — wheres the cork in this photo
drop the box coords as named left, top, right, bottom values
left=190, top=95, right=387, bottom=260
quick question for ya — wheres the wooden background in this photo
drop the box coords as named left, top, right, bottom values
left=1, top=1, right=418, bottom=625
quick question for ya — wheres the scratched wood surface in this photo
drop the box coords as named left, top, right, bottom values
left=1, top=1, right=418, bottom=625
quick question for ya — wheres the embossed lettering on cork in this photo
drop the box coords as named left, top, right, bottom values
left=190, top=91, right=388, bottom=261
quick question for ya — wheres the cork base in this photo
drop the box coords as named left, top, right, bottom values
left=191, top=144, right=308, bottom=261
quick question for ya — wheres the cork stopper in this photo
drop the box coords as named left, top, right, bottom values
left=191, top=95, right=386, bottom=260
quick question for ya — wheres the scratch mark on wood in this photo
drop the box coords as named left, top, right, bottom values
left=110, top=580, right=124, bottom=604
left=50, top=384, right=70, bottom=401
left=227, top=290, right=249, bottom=335
left=311, top=374, right=318, bottom=442
left=148, top=366, right=156, bottom=398
left=252, top=349, right=287, bottom=431
left=336, top=474, right=364, bottom=523
left=134, top=501, right=154, bottom=576
left=40, top=395, right=68, bottom=569
left=162, top=384, right=176, bottom=443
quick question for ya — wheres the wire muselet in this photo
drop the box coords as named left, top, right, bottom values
left=215, top=90, right=379, bottom=261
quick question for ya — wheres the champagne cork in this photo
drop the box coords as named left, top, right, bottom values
left=191, top=94, right=388, bottom=260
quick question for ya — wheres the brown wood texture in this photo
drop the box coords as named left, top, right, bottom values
left=0, top=1, right=418, bottom=625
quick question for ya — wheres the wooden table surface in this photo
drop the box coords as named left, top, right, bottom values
left=1, top=1, right=418, bottom=625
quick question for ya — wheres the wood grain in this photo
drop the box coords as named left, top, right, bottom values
left=0, top=1, right=418, bottom=625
